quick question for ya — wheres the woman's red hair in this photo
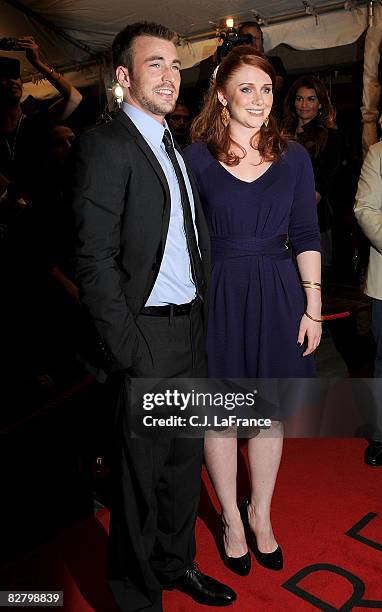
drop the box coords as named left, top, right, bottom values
left=190, top=46, right=286, bottom=165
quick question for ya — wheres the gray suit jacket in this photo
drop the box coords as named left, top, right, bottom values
left=354, top=140, right=382, bottom=300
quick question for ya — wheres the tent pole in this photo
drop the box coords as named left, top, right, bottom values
left=361, top=1, right=382, bottom=155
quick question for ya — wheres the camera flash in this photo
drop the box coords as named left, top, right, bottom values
left=226, top=18, right=234, bottom=29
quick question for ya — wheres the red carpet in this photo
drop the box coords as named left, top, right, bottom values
left=3, top=439, right=382, bottom=611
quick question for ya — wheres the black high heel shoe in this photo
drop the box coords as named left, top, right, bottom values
left=239, top=499, right=283, bottom=571
left=221, top=515, right=251, bottom=576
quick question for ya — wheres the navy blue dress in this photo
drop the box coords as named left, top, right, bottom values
left=184, top=141, right=321, bottom=378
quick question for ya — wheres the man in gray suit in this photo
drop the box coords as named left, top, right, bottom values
left=354, top=139, right=382, bottom=465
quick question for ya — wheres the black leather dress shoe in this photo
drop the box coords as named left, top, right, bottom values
left=173, top=563, right=236, bottom=606
left=364, top=440, right=382, bottom=466
left=240, top=499, right=283, bottom=571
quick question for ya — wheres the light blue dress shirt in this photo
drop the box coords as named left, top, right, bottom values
left=122, top=102, right=197, bottom=306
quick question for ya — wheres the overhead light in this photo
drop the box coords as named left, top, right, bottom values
left=113, top=83, right=124, bottom=104
left=226, top=17, right=234, bottom=29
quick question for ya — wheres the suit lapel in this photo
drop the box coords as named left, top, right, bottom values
left=116, top=110, right=169, bottom=195
left=116, top=110, right=208, bottom=260
left=116, top=110, right=171, bottom=259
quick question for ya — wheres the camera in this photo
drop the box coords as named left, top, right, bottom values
left=217, top=30, right=253, bottom=62
left=0, top=38, right=20, bottom=51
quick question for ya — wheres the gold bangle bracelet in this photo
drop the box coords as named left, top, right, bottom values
left=304, top=310, right=324, bottom=323
left=302, top=284, right=321, bottom=291
left=302, top=281, right=321, bottom=287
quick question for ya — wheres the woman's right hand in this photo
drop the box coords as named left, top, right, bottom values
left=297, top=314, right=322, bottom=356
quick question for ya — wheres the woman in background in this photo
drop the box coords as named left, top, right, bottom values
left=184, top=47, right=321, bottom=576
left=283, top=75, right=341, bottom=276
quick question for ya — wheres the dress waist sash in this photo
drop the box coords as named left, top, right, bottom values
left=211, top=235, right=290, bottom=262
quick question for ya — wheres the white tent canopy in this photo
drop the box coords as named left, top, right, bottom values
left=1, top=0, right=368, bottom=99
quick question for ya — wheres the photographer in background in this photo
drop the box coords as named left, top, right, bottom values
left=0, top=37, right=82, bottom=393
left=0, top=36, right=82, bottom=204
left=238, top=21, right=287, bottom=93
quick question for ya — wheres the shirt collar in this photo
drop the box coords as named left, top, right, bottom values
left=122, top=101, right=172, bottom=149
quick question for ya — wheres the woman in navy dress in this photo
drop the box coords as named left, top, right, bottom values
left=184, top=47, right=321, bottom=576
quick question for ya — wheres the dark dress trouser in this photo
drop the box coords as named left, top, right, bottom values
left=107, top=300, right=206, bottom=612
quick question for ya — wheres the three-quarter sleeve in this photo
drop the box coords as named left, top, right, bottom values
left=288, top=145, right=321, bottom=255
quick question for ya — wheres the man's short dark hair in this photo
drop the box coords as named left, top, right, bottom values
left=112, top=21, right=178, bottom=72
left=238, top=21, right=264, bottom=44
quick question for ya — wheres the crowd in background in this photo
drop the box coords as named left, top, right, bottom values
left=0, top=29, right=373, bottom=411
